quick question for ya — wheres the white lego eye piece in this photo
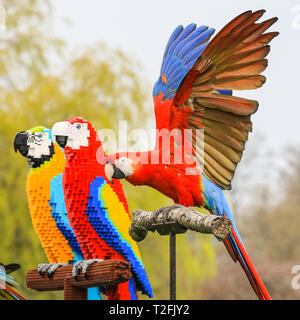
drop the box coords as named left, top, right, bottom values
left=27, top=132, right=52, bottom=159
left=66, top=122, right=90, bottom=149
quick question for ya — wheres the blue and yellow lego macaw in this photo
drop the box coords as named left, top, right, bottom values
left=14, top=126, right=101, bottom=299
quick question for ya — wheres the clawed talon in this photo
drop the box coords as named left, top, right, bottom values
left=38, top=263, right=47, bottom=276
left=72, top=259, right=103, bottom=281
left=38, top=263, right=68, bottom=278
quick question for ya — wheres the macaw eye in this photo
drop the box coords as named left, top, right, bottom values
left=36, top=133, right=43, bottom=139
left=76, top=124, right=81, bottom=130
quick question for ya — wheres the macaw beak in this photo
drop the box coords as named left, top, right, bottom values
left=3, top=263, right=20, bottom=274
left=14, top=131, right=29, bottom=157
left=104, top=162, right=126, bottom=183
left=105, top=162, right=114, bottom=183
left=52, top=121, right=69, bottom=149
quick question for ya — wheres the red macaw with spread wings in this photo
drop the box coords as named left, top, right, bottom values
left=105, top=10, right=278, bottom=299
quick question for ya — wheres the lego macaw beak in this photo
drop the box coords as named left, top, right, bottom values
left=3, top=263, right=20, bottom=275
left=105, top=162, right=114, bottom=183
left=14, top=131, right=29, bottom=157
left=104, top=162, right=126, bottom=183
left=52, top=121, right=69, bottom=149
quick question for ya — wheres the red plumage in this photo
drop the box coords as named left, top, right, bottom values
left=62, top=117, right=133, bottom=300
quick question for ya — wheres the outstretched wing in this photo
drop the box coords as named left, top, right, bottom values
left=86, top=176, right=153, bottom=298
left=154, top=10, right=278, bottom=189
left=153, top=23, right=215, bottom=130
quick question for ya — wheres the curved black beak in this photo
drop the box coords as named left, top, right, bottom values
left=55, top=135, right=68, bottom=149
left=112, top=165, right=126, bottom=180
left=14, top=131, right=29, bottom=157
left=3, top=263, right=20, bottom=275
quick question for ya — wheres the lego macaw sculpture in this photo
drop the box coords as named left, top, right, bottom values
left=0, top=263, right=26, bottom=300
left=14, top=126, right=101, bottom=299
left=52, top=118, right=153, bottom=300
left=104, top=10, right=278, bottom=300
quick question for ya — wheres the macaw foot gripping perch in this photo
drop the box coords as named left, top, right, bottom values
left=27, top=260, right=132, bottom=300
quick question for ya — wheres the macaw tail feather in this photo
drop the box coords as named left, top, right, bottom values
left=202, top=174, right=271, bottom=299
left=223, top=223, right=271, bottom=300
left=1, top=286, right=27, bottom=300
left=0, top=267, right=27, bottom=300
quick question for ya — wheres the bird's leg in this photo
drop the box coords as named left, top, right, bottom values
left=38, top=263, right=68, bottom=279
left=72, top=259, right=103, bottom=281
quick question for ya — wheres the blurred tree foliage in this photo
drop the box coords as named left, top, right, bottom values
left=0, top=0, right=216, bottom=299
left=245, top=146, right=300, bottom=262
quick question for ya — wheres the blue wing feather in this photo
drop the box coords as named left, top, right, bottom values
left=153, top=24, right=215, bottom=100
left=86, top=177, right=153, bottom=298
left=162, top=25, right=183, bottom=59
left=50, top=174, right=83, bottom=260
left=183, top=43, right=208, bottom=66
left=177, top=26, right=209, bottom=57
left=168, top=23, right=197, bottom=55
left=50, top=174, right=102, bottom=300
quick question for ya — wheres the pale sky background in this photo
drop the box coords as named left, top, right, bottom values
left=50, top=0, right=300, bottom=206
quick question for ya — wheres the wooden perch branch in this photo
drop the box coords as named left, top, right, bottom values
left=130, top=205, right=232, bottom=242
left=26, top=260, right=132, bottom=300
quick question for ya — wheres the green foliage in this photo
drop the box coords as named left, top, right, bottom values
left=0, top=0, right=216, bottom=299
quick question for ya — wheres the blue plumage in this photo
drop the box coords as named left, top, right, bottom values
left=177, top=26, right=209, bottom=57
left=162, top=25, right=183, bottom=59
left=201, top=174, right=255, bottom=279
left=202, top=174, right=242, bottom=243
left=168, top=23, right=197, bottom=55
left=153, top=24, right=215, bottom=100
left=86, top=176, right=153, bottom=298
left=49, top=173, right=102, bottom=300
left=50, top=174, right=83, bottom=260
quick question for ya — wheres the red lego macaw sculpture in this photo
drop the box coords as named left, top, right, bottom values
left=52, top=118, right=153, bottom=300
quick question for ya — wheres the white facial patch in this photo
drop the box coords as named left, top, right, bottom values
left=52, top=121, right=90, bottom=150
left=67, top=122, right=90, bottom=149
left=115, top=157, right=133, bottom=177
left=27, top=132, right=52, bottom=159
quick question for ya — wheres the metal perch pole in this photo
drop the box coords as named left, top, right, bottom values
left=149, top=220, right=186, bottom=300
left=170, top=233, right=176, bottom=300
left=129, top=204, right=233, bottom=300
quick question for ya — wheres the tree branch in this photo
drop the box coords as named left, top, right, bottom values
left=130, top=205, right=232, bottom=242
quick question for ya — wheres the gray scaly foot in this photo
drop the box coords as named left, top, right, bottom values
left=38, top=263, right=68, bottom=279
left=72, top=259, right=103, bottom=281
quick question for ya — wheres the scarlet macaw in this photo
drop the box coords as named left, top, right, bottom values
left=52, top=118, right=153, bottom=300
left=14, top=126, right=101, bottom=299
left=104, top=10, right=278, bottom=300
